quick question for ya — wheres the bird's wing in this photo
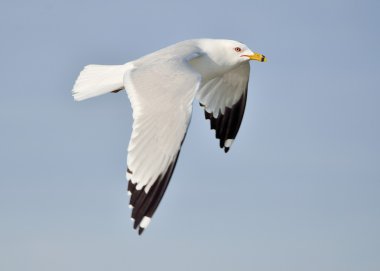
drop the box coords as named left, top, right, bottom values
left=124, top=53, right=201, bottom=234
left=196, top=62, right=250, bottom=152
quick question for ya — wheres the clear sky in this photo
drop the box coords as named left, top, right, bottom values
left=0, top=0, right=379, bottom=270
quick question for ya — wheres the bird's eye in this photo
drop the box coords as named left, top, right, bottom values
left=234, top=47, right=242, bottom=52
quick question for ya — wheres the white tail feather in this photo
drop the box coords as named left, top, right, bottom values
left=72, top=64, right=127, bottom=101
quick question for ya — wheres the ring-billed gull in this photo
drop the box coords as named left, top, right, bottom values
left=72, top=39, right=266, bottom=234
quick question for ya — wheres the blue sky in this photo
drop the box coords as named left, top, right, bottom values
left=0, top=0, right=379, bottom=270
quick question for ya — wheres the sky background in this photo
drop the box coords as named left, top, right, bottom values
left=0, top=0, right=379, bottom=270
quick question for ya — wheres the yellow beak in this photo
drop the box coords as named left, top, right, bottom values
left=245, top=53, right=267, bottom=62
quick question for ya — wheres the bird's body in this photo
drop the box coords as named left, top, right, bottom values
left=72, top=39, right=266, bottom=234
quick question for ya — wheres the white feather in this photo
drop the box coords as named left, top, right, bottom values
left=139, top=216, right=151, bottom=229
left=72, top=64, right=127, bottom=101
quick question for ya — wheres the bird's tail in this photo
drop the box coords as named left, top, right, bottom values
left=72, top=64, right=127, bottom=101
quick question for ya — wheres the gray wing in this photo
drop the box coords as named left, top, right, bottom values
left=124, top=49, right=201, bottom=234
left=197, top=62, right=250, bottom=152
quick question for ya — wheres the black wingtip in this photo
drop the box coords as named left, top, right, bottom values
left=133, top=221, right=139, bottom=229
left=138, top=227, right=144, bottom=235
left=128, top=151, right=182, bottom=235
left=201, top=84, right=248, bottom=154
left=219, top=140, right=224, bottom=148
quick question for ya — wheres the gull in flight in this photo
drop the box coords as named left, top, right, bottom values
left=72, top=39, right=266, bottom=234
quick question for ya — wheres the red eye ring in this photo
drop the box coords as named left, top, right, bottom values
left=234, top=47, right=242, bottom=52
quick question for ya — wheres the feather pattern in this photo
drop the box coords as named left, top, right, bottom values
left=197, top=62, right=250, bottom=152
left=124, top=44, right=202, bottom=233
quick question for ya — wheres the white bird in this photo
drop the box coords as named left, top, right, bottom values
left=72, top=39, right=266, bottom=234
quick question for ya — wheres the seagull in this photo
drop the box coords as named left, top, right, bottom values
left=72, top=39, right=266, bottom=234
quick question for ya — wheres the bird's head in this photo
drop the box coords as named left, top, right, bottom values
left=199, top=39, right=266, bottom=68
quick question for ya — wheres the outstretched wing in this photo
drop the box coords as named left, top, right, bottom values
left=124, top=53, right=201, bottom=234
left=197, top=62, right=250, bottom=152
